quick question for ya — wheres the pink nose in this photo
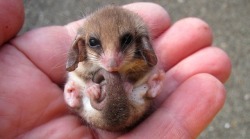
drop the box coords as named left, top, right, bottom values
left=106, top=59, right=119, bottom=72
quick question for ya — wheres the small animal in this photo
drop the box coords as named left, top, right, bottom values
left=64, top=5, right=164, bottom=131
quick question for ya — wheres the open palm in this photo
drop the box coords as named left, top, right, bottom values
left=0, top=2, right=231, bottom=139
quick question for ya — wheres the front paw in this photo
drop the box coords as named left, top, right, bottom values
left=147, top=70, right=165, bottom=98
left=86, top=83, right=102, bottom=101
left=64, top=81, right=82, bottom=108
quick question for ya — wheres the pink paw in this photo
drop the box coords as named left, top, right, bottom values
left=86, top=83, right=101, bottom=100
left=147, top=70, right=165, bottom=98
left=64, top=81, right=82, bottom=108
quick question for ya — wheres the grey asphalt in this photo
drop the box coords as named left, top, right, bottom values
left=22, top=0, right=250, bottom=138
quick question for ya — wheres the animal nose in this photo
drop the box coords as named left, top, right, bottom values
left=106, top=59, right=119, bottom=72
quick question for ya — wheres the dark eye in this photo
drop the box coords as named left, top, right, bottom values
left=120, top=33, right=133, bottom=48
left=89, top=37, right=101, bottom=48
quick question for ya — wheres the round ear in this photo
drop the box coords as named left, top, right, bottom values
left=66, top=36, right=86, bottom=71
left=139, top=36, right=158, bottom=67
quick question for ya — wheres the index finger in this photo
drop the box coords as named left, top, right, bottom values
left=66, top=2, right=171, bottom=40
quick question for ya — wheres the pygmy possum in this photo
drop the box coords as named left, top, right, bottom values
left=64, top=5, right=165, bottom=131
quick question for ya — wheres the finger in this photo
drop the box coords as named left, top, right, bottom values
left=123, top=2, right=171, bottom=38
left=120, top=73, right=226, bottom=139
left=0, top=0, right=24, bottom=45
left=65, top=2, right=171, bottom=43
left=154, top=17, right=213, bottom=70
left=66, top=2, right=171, bottom=39
left=156, top=47, right=231, bottom=105
left=11, top=2, right=171, bottom=84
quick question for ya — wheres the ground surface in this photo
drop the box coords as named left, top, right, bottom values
left=22, top=0, right=250, bottom=138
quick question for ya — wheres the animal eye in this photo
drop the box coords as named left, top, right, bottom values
left=89, top=37, right=101, bottom=48
left=120, top=33, right=133, bottom=48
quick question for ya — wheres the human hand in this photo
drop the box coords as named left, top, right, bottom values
left=0, top=2, right=231, bottom=139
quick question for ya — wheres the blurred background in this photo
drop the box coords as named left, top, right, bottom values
left=22, top=0, right=249, bottom=138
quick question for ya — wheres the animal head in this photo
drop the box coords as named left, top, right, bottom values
left=66, top=6, right=157, bottom=72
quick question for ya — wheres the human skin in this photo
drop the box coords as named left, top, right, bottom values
left=0, top=1, right=231, bottom=139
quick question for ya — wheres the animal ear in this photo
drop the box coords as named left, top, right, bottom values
left=66, top=36, right=86, bottom=71
left=139, top=36, right=158, bottom=67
